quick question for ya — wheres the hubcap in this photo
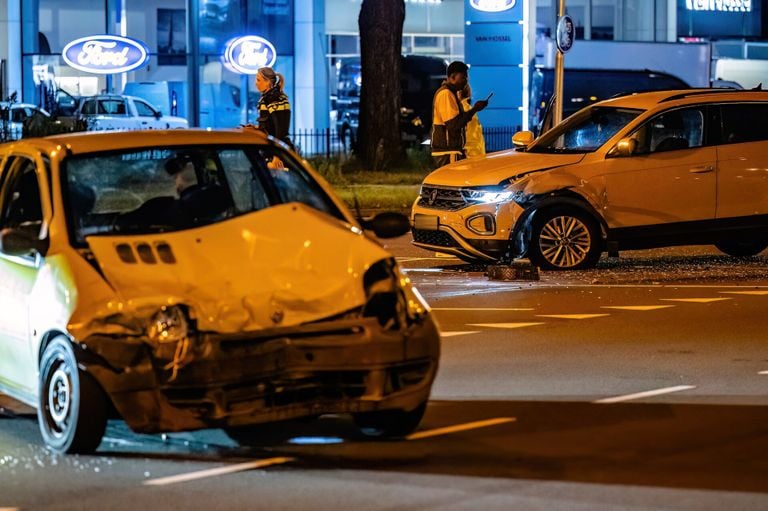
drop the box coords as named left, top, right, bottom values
left=48, top=366, right=71, bottom=429
left=539, top=215, right=592, bottom=268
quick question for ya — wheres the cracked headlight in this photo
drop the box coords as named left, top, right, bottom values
left=148, top=305, right=189, bottom=344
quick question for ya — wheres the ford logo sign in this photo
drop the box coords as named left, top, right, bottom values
left=470, top=0, right=516, bottom=12
left=223, top=36, right=277, bottom=74
left=62, top=35, right=149, bottom=74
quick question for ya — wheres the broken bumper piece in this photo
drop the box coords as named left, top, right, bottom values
left=79, top=315, right=440, bottom=433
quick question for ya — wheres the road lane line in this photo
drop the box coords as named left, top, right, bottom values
left=467, top=322, right=545, bottom=329
left=143, top=457, right=295, bottom=486
left=594, top=385, right=696, bottom=404
left=660, top=298, right=732, bottom=303
left=601, top=305, right=676, bottom=311
left=432, top=307, right=535, bottom=311
left=536, top=314, right=610, bottom=320
left=720, top=290, right=768, bottom=296
left=759, top=370, right=768, bottom=375
left=406, top=417, right=516, bottom=441
left=440, top=331, right=480, bottom=338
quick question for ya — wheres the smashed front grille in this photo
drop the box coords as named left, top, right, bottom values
left=412, top=228, right=459, bottom=247
left=418, top=185, right=466, bottom=211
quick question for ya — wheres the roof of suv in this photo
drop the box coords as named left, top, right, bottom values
left=598, top=88, right=768, bottom=110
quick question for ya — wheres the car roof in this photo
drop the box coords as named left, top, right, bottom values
left=16, top=128, right=271, bottom=155
left=596, top=88, right=768, bottom=110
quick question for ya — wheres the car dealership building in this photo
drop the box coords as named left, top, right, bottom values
left=0, top=0, right=764, bottom=131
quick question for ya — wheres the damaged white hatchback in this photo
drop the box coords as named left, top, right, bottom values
left=0, top=129, right=440, bottom=454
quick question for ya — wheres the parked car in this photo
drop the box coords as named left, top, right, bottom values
left=0, top=128, right=439, bottom=453
left=69, top=94, right=188, bottom=131
left=411, top=89, right=768, bottom=270
left=529, top=68, right=690, bottom=134
left=0, top=101, right=50, bottom=141
left=335, top=55, right=446, bottom=149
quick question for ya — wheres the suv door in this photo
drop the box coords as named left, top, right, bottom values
left=0, top=155, right=48, bottom=399
left=602, top=106, right=717, bottom=230
left=714, top=102, right=768, bottom=219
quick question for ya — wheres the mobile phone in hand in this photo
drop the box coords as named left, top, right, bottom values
left=485, top=92, right=494, bottom=101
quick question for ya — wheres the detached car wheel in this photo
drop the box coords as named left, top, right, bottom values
left=38, top=337, right=107, bottom=454
left=528, top=208, right=601, bottom=271
left=353, top=402, right=427, bottom=438
left=715, top=240, right=768, bottom=257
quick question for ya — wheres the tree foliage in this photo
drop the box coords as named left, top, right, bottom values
left=357, top=0, right=406, bottom=170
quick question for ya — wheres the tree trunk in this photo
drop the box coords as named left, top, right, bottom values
left=357, top=0, right=405, bottom=170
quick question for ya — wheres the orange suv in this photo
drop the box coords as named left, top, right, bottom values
left=411, top=89, right=768, bottom=270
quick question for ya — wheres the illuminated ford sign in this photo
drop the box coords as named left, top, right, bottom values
left=223, top=36, right=277, bottom=74
left=62, top=35, right=150, bottom=74
left=470, top=0, right=516, bottom=12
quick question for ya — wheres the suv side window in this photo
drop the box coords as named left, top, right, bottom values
left=633, top=107, right=706, bottom=154
left=720, top=103, right=768, bottom=144
left=0, top=157, right=44, bottom=243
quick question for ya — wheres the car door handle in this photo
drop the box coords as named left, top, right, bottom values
left=689, top=165, right=714, bottom=173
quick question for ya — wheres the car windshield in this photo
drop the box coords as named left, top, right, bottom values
left=529, top=106, right=643, bottom=153
left=63, top=145, right=344, bottom=246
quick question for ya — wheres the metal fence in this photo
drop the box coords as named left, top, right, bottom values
left=290, top=125, right=521, bottom=158
left=1, top=123, right=521, bottom=157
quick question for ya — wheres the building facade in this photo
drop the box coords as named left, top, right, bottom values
left=0, top=0, right=764, bottom=131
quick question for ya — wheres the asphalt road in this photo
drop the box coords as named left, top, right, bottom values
left=2, top=238, right=767, bottom=510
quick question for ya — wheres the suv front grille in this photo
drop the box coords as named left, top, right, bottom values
left=418, top=186, right=466, bottom=211
left=412, top=228, right=459, bottom=247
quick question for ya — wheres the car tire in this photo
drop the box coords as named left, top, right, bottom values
left=714, top=240, right=768, bottom=257
left=38, top=337, right=107, bottom=454
left=528, top=207, right=602, bottom=271
left=353, top=402, right=427, bottom=439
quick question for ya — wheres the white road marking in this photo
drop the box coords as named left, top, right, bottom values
left=759, top=370, right=768, bottom=375
left=143, top=457, right=295, bottom=486
left=660, top=298, right=732, bottom=303
left=396, top=256, right=458, bottom=262
left=594, top=385, right=696, bottom=404
left=102, top=436, right=142, bottom=447
left=432, top=307, right=535, bottom=311
left=536, top=314, right=610, bottom=320
left=0, top=508, right=21, bottom=511
left=601, top=305, right=676, bottom=311
left=720, top=290, right=768, bottom=296
left=440, top=331, right=480, bottom=338
left=406, top=417, right=516, bottom=440
left=467, top=322, right=545, bottom=329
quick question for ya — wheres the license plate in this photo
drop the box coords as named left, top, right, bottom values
left=413, top=214, right=439, bottom=230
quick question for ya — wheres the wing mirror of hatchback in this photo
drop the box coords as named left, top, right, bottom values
left=613, top=137, right=637, bottom=157
left=512, top=131, right=535, bottom=150
left=360, top=212, right=411, bottom=239
left=0, top=227, right=49, bottom=257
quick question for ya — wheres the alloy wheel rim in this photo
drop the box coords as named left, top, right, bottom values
left=538, top=215, right=591, bottom=268
left=47, top=365, right=72, bottom=433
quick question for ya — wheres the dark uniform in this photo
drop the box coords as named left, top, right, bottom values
left=257, top=86, right=293, bottom=150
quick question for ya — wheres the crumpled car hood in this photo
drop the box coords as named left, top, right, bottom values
left=424, top=149, right=585, bottom=187
left=85, top=203, right=389, bottom=333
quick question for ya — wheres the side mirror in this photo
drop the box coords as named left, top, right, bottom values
left=512, top=131, right=535, bottom=149
left=360, top=212, right=410, bottom=239
left=154, top=111, right=163, bottom=119
left=0, top=227, right=48, bottom=257
left=614, top=137, right=637, bottom=157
